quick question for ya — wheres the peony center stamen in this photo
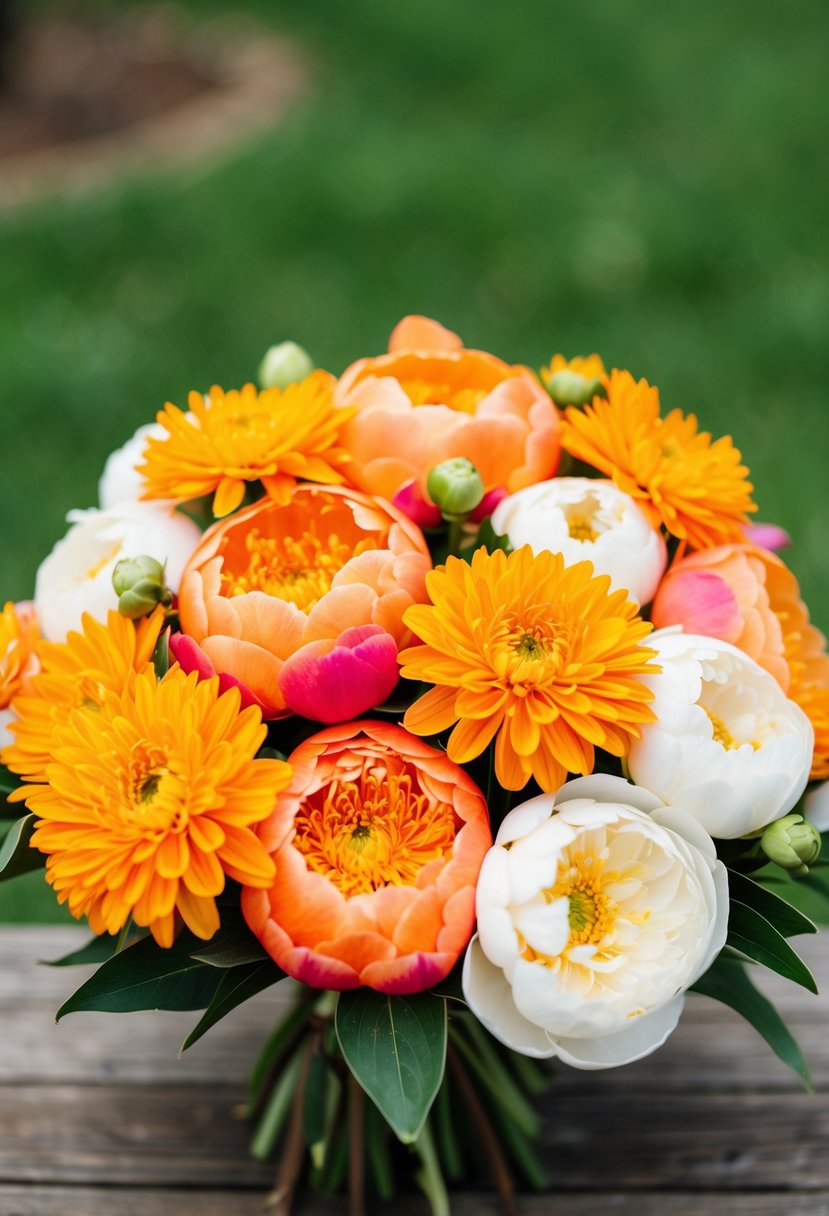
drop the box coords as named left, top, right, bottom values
left=293, top=761, right=457, bottom=896
left=220, top=527, right=377, bottom=612
left=552, top=855, right=617, bottom=948
left=399, top=377, right=489, bottom=415
left=704, top=708, right=761, bottom=751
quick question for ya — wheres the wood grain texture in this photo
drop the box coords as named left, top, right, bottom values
left=0, top=925, right=825, bottom=1213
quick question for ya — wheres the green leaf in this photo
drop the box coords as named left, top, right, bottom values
left=729, top=871, right=818, bottom=938
left=180, top=960, right=284, bottom=1051
left=727, top=900, right=818, bottom=993
left=45, top=930, right=145, bottom=967
left=692, top=955, right=812, bottom=1089
left=335, top=990, right=447, bottom=1144
left=188, top=926, right=269, bottom=968
left=57, top=932, right=223, bottom=1019
left=0, top=814, right=44, bottom=881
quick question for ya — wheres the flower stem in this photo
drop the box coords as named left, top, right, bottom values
left=413, top=1117, right=450, bottom=1216
left=447, top=1042, right=517, bottom=1216
left=266, top=1036, right=314, bottom=1215
left=445, top=516, right=466, bottom=558
left=348, top=1075, right=366, bottom=1216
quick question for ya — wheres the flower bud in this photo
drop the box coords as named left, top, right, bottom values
left=426, top=458, right=484, bottom=521
left=112, top=556, right=172, bottom=620
left=545, top=368, right=606, bottom=408
left=258, top=341, right=314, bottom=390
left=760, top=813, right=822, bottom=876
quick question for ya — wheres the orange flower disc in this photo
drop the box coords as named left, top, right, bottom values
left=241, top=720, right=492, bottom=994
left=177, top=485, right=431, bottom=717
left=334, top=315, right=561, bottom=501
left=400, top=546, right=658, bottom=792
left=560, top=369, right=757, bottom=550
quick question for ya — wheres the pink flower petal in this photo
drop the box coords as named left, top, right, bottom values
left=169, top=632, right=261, bottom=711
left=652, top=570, right=742, bottom=641
left=470, top=485, right=508, bottom=523
left=392, top=478, right=443, bottom=529
left=278, top=626, right=400, bottom=722
left=745, top=522, right=792, bottom=552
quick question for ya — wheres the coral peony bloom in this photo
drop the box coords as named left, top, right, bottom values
left=334, top=315, right=560, bottom=501
left=652, top=544, right=829, bottom=779
left=140, top=371, right=352, bottom=518
left=0, top=602, right=40, bottom=750
left=242, top=721, right=491, bottom=993
left=2, top=608, right=165, bottom=784
left=492, top=477, right=667, bottom=606
left=34, top=501, right=201, bottom=642
left=627, top=631, right=813, bottom=838
left=18, top=667, right=291, bottom=947
left=463, top=774, right=727, bottom=1067
left=560, top=369, right=757, bottom=550
left=177, top=485, right=431, bottom=718
left=400, top=547, right=657, bottom=793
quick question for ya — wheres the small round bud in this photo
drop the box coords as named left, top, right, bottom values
left=545, top=369, right=606, bottom=408
left=426, top=458, right=485, bottom=521
left=258, top=341, right=314, bottom=390
left=760, top=813, right=822, bottom=877
left=112, top=556, right=171, bottom=620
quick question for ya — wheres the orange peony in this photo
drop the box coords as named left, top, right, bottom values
left=652, top=543, right=829, bottom=779
left=334, top=315, right=561, bottom=503
left=176, top=485, right=431, bottom=718
left=241, top=720, right=491, bottom=994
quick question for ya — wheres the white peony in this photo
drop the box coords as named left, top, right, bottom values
left=462, top=773, right=727, bottom=1068
left=35, top=501, right=202, bottom=641
left=627, top=630, right=813, bottom=839
left=98, top=422, right=167, bottom=508
left=805, top=782, right=829, bottom=833
left=491, top=477, right=666, bottom=605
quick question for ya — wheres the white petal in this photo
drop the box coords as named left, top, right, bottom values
left=461, top=938, right=555, bottom=1058
left=495, top=793, right=557, bottom=846
left=551, top=996, right=685, bottom=1070
left=805, top=781, right=829, bottom=832
left=512, top=896, right=570, bottom=959
left=556, top=773, right=663, bottom=815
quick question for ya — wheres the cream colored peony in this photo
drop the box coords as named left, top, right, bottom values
left=98, top=422, right=168, bottom=509
left=462, top=774, right=727, bottom=1067
left=35, top=502, right=202, bottom=641
left=490, top=477, right=666, bottom=606
left=627, top=631, right=814, bottom=839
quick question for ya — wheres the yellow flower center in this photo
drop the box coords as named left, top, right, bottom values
left=121, top=744, right=182, bottom=832
left=293, top=761, right=457, bottom=897
left=501, top=606, right=579, bottom=685
left=221, top=527, right=377, bottom=612
left=554, top=855, right=617, bottom=947
left=85, top=543, right=122, bottom=580
left=705, top=708, right=760, bottom=750
left=399, top=377, right=489, bottom=415
left=566, top=514, right=600, bottom=543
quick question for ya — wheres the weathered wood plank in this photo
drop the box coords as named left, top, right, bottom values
left=0, top=926, right=827, bottom=1092
left=0, top=1189, right=827, bottom=1216
left=0, top=1085, right=827, bottom=1191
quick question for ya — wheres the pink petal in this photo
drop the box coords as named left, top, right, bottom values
left=470, top=485, right=508, bottom=523
left=169, top=632, right=261, bottom=712
left=278, top=626, right=400, bottom=722
left=392, top=478, right=443, bottom=529
left=652, top=570, right=742, bottom=640
left=745, top=522, right=792, bottom=552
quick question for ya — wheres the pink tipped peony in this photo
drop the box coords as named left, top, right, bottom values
left=277, top=625, right=399, bottom=722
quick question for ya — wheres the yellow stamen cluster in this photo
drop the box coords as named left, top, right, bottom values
left=220, top=527, right=377, bottom=612
left=398, top=377, right=489, bottom=414
left=293, top=758, right=457, bottom=897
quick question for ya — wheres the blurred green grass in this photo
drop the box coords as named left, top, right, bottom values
left=1, top=0, right=828, bottom=921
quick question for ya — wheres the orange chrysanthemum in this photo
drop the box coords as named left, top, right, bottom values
left=770, top=565, right=829, bottom=781
left=2, top=608, right=165, bottom=784
left=139, top=371, right=352, bottom=518
left=560, top=369, right=757, bottom=550
left=0, top=602, right=39, bottom=713
left=18, top=667, right=291, bottom=947
left=399, top=546, right=658, bottom=792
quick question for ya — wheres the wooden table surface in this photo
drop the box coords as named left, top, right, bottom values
left=0, top=926, right=828, bottom=1216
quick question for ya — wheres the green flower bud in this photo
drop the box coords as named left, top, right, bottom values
left=545, top=368, right=606, bottom=408
left=112, top=556, right=172, bottom=620
left=258, top=341, right=315, bottom=390
left=760, top=813, right=822, bottom=877
left=426, top=458, right=485, bottom=522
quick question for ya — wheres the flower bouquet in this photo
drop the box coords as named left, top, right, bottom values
left=1, top=315, right=827, bottom=1214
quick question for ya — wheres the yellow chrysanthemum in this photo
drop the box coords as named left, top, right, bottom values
left=139, top=370, right=352, bottom=518
left=2, top=608, right=165, bottom=784
left=560, top=369, right=757, bottom=550
left=19, top=667, right=291, bottom=947
left=399, top=546, right=658, bottom=792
